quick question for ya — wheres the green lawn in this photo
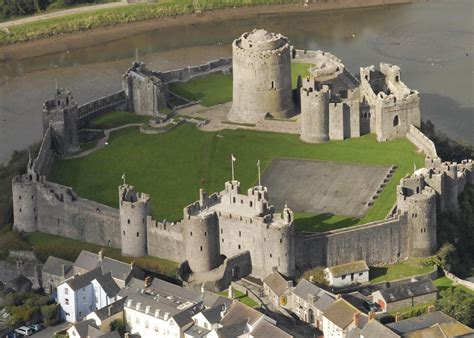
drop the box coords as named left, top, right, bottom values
left=218, top=289, right=259, bottom=308
left=169, top=63, right=313, bottom=107
left=370, top=257, right=436, bottom=283
left=434, top=276, right=474, bottom=296
left=87, top=110, right=150, bottom=129
left=49, top=123, right=424, bottom=231
left=26, top=231, right=179, bottom=277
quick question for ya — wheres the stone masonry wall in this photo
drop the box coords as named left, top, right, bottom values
left=155, top=58, right=232, bottom=84
left=32, top=126, right=54, bottom=177
left=35, top=179, right=121, bottom=248
left=77, top=90, right=128, bottom=128
left=406, top=124, right=438, bottom=158
left=147, top=220, right=185, bottom=262
left=296, top=214, right=409, bottom=270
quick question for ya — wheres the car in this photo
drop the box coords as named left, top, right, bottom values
left=14, top=326, right=33, bottom=336
left=28, top=323, right=43, bottom=332
left=363, top=300, right=379, bottom=312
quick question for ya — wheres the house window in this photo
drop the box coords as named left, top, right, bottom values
left=145, top=320, right=149, bottom=329
left=342, top=275, right=346, bottom=280
left=65, top=288, right=68, bottom=295
left=65, top=298, right=69, bottom=305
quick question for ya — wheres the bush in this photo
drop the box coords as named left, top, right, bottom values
left=437, top=287, right=474, bottom=327
left=302, top=267, right=328, bottom=286
left=41, top=303, right=60, bottom=326
left=110, top=319, right=125, bottom=335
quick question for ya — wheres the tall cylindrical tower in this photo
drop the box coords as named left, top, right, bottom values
left=300, top=81, right=330, bottom=143
left=227, top=29, right=294, bottom=123
left=119, top=184, right=150, bottom=257
left=12, top=172, right=38, bottom=233
left=407, top=187, right=437, bottom=257
left=184, top=212, right=220, bottom=273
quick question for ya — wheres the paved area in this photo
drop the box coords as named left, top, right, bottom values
left=32, top=322, right=70, bottom=338
left=261, top=158, right=390, bottom=217
left=0, top=1, right=128, bottom=29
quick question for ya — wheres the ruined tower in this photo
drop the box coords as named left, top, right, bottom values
left=12, top=157, right=39, bottom=233
left=299, top=78, right=330, bottom=143
left=119, top=184, right=151, bottom=257
left=228, top=29, right=294, bottom=123
left=397, top=174, right=437, bottom=257
left=42, top=88, right=80, bottom=157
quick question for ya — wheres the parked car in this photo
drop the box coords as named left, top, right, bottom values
left=5, top=331, right=19, bottom=338
left=364, top=300, right=379, bottom=312
left=14, top=326, right=33, bottom=336
left=28, top=324, right=43, bottom=332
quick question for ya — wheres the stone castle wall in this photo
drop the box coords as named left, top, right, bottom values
left=296, top=215, right=408, bottom=270
left=77, top=90, right=128, bottom=127
left=406, top=124, right=438, bottom=158
left=147, top=220, right=185, bottom=262
left=155, top=58, right=232, bottom=84
left=32, top=126, right=54, bottom=177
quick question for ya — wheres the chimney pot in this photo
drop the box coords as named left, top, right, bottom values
left=395, top=313, right=402, bottom=322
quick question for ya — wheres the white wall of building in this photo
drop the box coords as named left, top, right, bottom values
left=125, top=307, right=181, bottom=338
left=58, top=283, right=95, bottom=323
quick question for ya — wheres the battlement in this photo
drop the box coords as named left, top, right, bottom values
left=43, top=88, right=77, bottom=111
left=234, top=29, right=290, bottom=55
left=119, top=184, right=150, bottom=206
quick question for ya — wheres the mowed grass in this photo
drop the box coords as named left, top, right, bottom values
left=370, top=257, right=436, bottom=283
left=87, top=110, right=150, bottom=129
left=169, top=63, right=313, bottom=107
left=49, top=122, right=424, bottom=232
left=26, top=231, right=180, bottom=277
left=434, top=276, right=474, bottom=296
left=218, top=289, right=259, bottom=308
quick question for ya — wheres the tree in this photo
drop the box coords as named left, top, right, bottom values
left=437, top=243, right=462, bottom=275
left=41, top=303, right=60, bottom=326
left=110, top=319, right=125, bottom=336
left=436, top=288, right=474, bottom=327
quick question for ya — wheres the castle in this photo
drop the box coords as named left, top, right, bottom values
left=11, top=29, right=473, bottom=290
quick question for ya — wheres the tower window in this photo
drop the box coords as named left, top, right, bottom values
left=270, top=254, right=273, bottom=258
left=233, top=197, right=236, bottom=203
left=250, top=201, right=253, bottom=207
left=204, top=231, right=207, bottom=237
left=239, top=231, right=241, bottom=237
left=123, top=231, right=125, bottom=235
left=136, top=232, right=139, bottom=237
left=393, top=115, right=399, bottom=127
left=395, top=75, right=399, bottom=82
left=280, top=238, right=283, bottom=243
left=238, top=244, right=241, bottom=249
left=143, top=218, right=145, bottom=224
left=271, top=81, right=274, bottom=89
left=19, top=196, right=21, bottom=200
left=221, top=229, right=223, bottom=234
left=200, top=246, right=203, bottom=251
left=127, top=219, right=130, bottom=224
left=190, top=231, right=193, bottom=236
left=19, top=208, right=22, bottom=213
left=222, top=238, right=224, bottom=243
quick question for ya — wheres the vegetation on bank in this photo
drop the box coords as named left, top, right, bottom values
left=0, top=0, right=300, bottom=45
left=369, top=257, right=436, bottom=283
left=49, top=122, right=424, bottom=230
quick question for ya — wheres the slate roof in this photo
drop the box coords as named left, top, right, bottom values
left=65, top=268, right=102, bottom=290
left=42, top=256, right=74, bottom=277
left=202, top=291, right=232, bottom=309
left=359, top=319, right=400, bottom=338
left=292, top=279, right=324, bottom=300
left=199, top=305, right=224, bottom=325
left=94, top=272, right=120, bottom=298
left=185, top=324, right=211, bottom=337
left=386, top=311, right=468, bottom=335
left=326, top=260, right=369, bottom=278
left=378, top=279, right=437, bottom=303
left=69, top=319, right=103, bottom=338
left=263, top=271, right=289, bottom=296
left=323, top=299, right=362, bottom=329
left=215, top=321, right=249, bottom=338
left=314, top=292, right=337, bottom=313
left=74, top=250, right=101, bottom=271
left=93, top=297, right=126, bottom=320
left=251, top=318, right=292, bottom=338
left=220, top=302, right=262, bottom=327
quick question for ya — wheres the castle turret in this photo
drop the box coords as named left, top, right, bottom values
left=119, top=184, right=151, bottom=257
left=12, top=158, right=38, bottom=233
left=440, top=162, right=459, bottom=213
left=299, top=80, right=330, bottom=143
left=228, top=29, right=294, bottom=123
left=42, top=88, right=80, bottom=157
left=397, top=175, right=437, bottom=257
left=184, top=209, right=220, bottom=273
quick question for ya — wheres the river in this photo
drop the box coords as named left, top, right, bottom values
left=0, top=0, right=472, bottom=165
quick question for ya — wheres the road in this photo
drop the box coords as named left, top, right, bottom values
left=0, top=1, right=129, bottom=29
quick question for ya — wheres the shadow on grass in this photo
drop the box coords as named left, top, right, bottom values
left=369, top=267, right=388, bottom=281
left=294, top=213, right=360, bottom=232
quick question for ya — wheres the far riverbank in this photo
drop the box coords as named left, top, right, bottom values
left=0, top=0, right=412, bottom=61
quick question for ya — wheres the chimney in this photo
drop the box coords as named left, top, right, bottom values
left=61, top=264, right=67, bottom=277
left=144, top=276, right=152, bottom=288
left=368, top=311, right=376, bottom=320
left=427, top=305, right=435, bottom=314
left=98, top=249, right=104, bottom=262
left=228, top=285, right=234, bottom=299
left=107, top=306, right=112, bottom=317
left=395, top=313, right=402, bottom=322
left=353, top=313, right=360, bottom=327
left=130, top=261, right=135, bottom=270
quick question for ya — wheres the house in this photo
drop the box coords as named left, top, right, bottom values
left=290, top=278, right=335, bottom=329
left=66, top=318, right=121, bottom=338
left=324, top=261, right=369, bottom=288
left=386, top=310, right=474, bottom=337
left=42, top=249, right=143, bottom=296
left=86, top=297, right=126, bottom=332
left=263, top=269, right=293, bottom=310
left=120, top=277, right=205, bottom=337
left=322, top=298, right=367, bottom=338
left=358, top=318, right=400, bottom=338
left=209, top=301, right=293, bottom=338
left=57, top=267, right=122, bottom=323
left=371, top=279, right=437, bottom=313
left=184, top=304, right=226, bottom=337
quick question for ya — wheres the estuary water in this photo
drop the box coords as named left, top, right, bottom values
left=0, top=0, right=472, bottom=164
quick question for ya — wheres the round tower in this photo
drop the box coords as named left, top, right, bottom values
left=184, top=212, right=220, bottom=273
left=12, top=169, right=38, bottom=233
left=441, top=162, right=459, bottom=213
left=227, top=29, right=294, bottom=123
left=119, top=184, right=150, bottom=257
left=300, top=80, right=330, bottom=143
left=407, top=187, right=437, bottom=257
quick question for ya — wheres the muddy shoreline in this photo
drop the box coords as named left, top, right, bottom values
left=0, top=0, right=412, bottom=61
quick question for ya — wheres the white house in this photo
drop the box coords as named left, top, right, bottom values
left=322, top=298, right=366, bottom=338
left=120, top=277, right=205, bottom=338
left=58, top=268, right=121, bottom=323
left=324, top=260, right=369, bottom=288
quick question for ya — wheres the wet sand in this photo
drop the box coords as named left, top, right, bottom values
left=1, top=0, right=412, bottom=61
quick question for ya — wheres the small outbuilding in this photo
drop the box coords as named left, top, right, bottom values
left=372, top=279, right=437, bottom=313
left=263, top=269, right=293, bottom=310
left=324, top=261, right=369, bottom=288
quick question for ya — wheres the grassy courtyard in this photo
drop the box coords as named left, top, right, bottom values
left=168, top=62, right=313, bottom=107
left=370, top=257, right=436, bottom=283
left=49, top=122, right=424, bottom=232
left=218, top=289, right=259, bottom=308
